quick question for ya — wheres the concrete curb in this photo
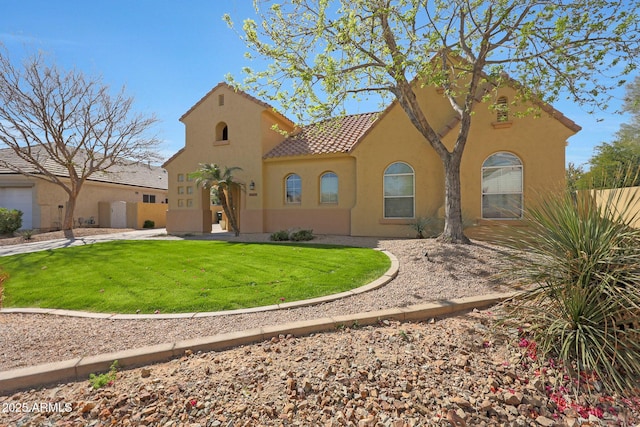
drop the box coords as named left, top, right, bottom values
left=0, top=293, right=513, bottom=394
left=0, top=250, right=399, bottom=319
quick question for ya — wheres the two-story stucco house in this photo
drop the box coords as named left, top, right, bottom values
left=163, top=81, right=580, bottom=238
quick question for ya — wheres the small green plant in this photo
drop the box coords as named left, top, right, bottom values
left=0, top=208, right=22, bottom=235
left=88, top=360, right=119, bottom=389
left=289, top=229, right=314, bottom=241
left=142, top=219, right=155, bottom=229
left=20, top=229, right=34, bottom=241
left=269, top=230, right=290, bottom=241
left=409, top=217, right=432, bottom=239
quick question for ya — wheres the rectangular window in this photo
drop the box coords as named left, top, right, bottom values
left=142, top=194, right=156, bottom=203
left=218, top=94, right=224, bottom=106
left=177, top=173, right=185, bottom=182
left=178, top=199, right=184, bottom=207
left=178, top=186, right=184, bottom=195
left=320, top=173, right=338, bottom=204
left=384, top=198, right=414, bottom=218
left=285, top=174, right=302, bottom=204
left=482, top=167, right=522, bottom=193
left=384, top=175, right=413, bottom=197
left=186, top=186, right=193, bottom=195
left=482, top=194, right=523, bottom=219
left=187, top=199, right=193, bottom=207
left=481, top=153, right=523, bottom=219
left=383, top=172, right=414, bottom=218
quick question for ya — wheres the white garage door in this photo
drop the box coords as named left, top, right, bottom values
left=0, top=187, right=33, bottom=230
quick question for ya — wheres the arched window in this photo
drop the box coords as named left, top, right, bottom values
left=320, top=172, right=338, bottom=204
left=384, top=162, right=414, bottom=218
left=216, top=122, right=228, bottom=141
left=285, top=174, right=301, bottom=204
left=482, top=152, right=523, bottom=219
left=496, top=96, right=509, bottom=122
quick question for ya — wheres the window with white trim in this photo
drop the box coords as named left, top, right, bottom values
left=383, top=162, right=414, bottom=218
left=285, top=174, right=301, bottom=204
left=482, top=152, right=523, bottom=219
left=320, top=172, right=338, bottom=204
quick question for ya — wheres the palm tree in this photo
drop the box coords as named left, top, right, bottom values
left=190, top=164, right=242, bottom=236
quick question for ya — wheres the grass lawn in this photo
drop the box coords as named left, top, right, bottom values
left=0, top=240, right=390, bottom=314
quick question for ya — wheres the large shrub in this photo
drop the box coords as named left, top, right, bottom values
left=496, top=184, right=640, bottom=396
left=0, top=208, right=23, bottom=235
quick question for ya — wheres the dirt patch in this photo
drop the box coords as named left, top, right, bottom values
left=0, top=228, right=136, bottom=247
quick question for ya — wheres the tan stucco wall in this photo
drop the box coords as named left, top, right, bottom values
left=262, top=155, right=355, bottom=235
left=164, top=85, right=294, bottom=234
left=128, top=202, right=168, bottom=229
left=349, top=85, right=572, bottom=237
left=23, top=178, right=167, bottom=230
left=593, top=186, right=640, bottom=228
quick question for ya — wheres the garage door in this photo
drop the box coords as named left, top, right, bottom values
left=0, top=187, right=33, bottom=230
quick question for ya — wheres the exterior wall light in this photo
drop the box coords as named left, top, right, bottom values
left=249, top=180, right=255, bottom=191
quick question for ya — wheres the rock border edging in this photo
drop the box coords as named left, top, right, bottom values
left=0, top=292, right=513, bottom=394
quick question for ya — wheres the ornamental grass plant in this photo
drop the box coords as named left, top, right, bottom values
left=495, top=171, right=640, bottom=397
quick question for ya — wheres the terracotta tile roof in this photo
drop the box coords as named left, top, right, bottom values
left=264, top=112, right=379, bottom=159
left=0, top=147, right=168, bottom=190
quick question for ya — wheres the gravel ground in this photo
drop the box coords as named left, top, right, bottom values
left=1, top=231, right=638, bottom=426
left=0, top=232, right=509, bottom=372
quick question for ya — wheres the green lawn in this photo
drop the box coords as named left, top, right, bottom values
left=0, top=240, right=390, bottom=313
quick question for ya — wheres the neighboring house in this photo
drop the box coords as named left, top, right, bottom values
left=0, top=147, right=168, bottom=230
left=163, top=82, right=580, bottom=238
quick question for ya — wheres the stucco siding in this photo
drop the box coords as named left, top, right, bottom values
left=350, top=101, right=445, bottom=237
left=36, top=179, right=166, bottom=230
left=261, top=156, right=355, bottom=234
left=165, top=85, right=294, bottom=234
left=164, top=80, right=577, bottom=238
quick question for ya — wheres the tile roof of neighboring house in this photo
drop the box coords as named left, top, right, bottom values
left=0, top=147, right=168, bottom=190
left=264, top=112, right=379, bottom=159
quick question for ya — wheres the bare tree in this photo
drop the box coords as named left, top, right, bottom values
left=0, top=47, right=159, bottom=234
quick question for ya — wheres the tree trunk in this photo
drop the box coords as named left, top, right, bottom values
left=438, top=154, right=471, bottom=244
left=225, top=185, right=240, bottom=237
left=218, top=187, right=240, bottom=236
left=62, top=192, right=78, bottom=239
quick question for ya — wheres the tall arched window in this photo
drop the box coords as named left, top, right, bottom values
left=285, top=174, right=302, bottom=204
left=320, top=172, right=338, bottom=204
left=482, top=152, right=523, bottom=219
left=384, top=162, right=414, bottom=218
left=216, top=122, right=228, bottom=141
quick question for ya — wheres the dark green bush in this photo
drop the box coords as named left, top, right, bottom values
left=269, top=230, right=290, bottom=241
left=289, top=229, right=314, bottom=241
left=142, top=220, right=155, bottom=229
left=0, top=208, right=23, bottom=235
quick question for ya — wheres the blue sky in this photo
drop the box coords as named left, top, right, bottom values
left=0, top=0, right=634, bottom=167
